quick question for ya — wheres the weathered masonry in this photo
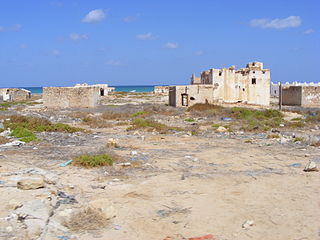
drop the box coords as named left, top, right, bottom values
left=282, top=86, right=320, bottom=107
left=0, top=88, right=31, bottom=102
left=170, top=62, right=270, bottom=107
left=154, top=86, right=169, bottom=95
left=43, top=85, right=102, bottom=108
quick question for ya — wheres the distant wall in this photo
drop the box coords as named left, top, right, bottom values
left=0, top=88, right=31, bottom=102
left=282, top=86, right=302, bottom=106
left=154, top=86, right=169, bottom=95
left=43, top=86, right=100, bottom=108
left=301, top=86, right=320, bottom=107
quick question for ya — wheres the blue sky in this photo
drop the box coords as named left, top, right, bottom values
left=0, top=0, right=319, bottom=87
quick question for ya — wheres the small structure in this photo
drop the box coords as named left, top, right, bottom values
left=0, top=88, right=31, bottom=102
left=169, top=85, right=215, bottom=107
left=43, top=84, right=104, bottom=109
left=169, top=62, right=270, bottom=107
left=282, top=86, right=320, bottom=107
left=154, top=86, right=169, bottom=95
left=74, top=83, right=109, bottom=97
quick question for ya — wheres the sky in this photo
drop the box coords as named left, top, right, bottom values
left=0, top=0, right=319, bottom=87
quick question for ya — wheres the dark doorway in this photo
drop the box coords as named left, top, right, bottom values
left=181, top=93, right=188, bottom=106
left=100, top=88, right=104, bottom=96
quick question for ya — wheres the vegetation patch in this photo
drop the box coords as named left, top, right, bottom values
left=184, top=118, right=195, bottom=122
left=3, top=115, right=85, bottom=142
left=72, top=154, right=114, bottom=168
left=127, top=118, right=181, bottom=133
left=231, top=107, right=284, bottom=132
left=64, top=207, right=109, bottom=232
left=306, top=112, right=320, bottom=122
left=267, top=134, right=280, bottom=139
left=131, top=111, right=150, bottom=118
left=294, top=137, right=304, bottom=142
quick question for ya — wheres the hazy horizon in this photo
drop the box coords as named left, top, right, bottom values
left=0, top=0, right=319, bottom=88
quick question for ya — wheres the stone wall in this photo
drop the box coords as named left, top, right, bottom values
left=154, top=86, right=169, bottom=95
left=43, top=86, right=100, bottom=108
left=0, top=88, right=31, bottom=102
left=301, top=86, right=320, bottom=107
left=282, top=86, right=302, bottom=106
left=169, top=85, right=216, bottom=107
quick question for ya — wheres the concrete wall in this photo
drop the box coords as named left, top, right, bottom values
left=169, top=85, right=216, bottom=107
left=282, top=86, right=302, bottom=106
left=301, top=86, right=320, bottom=107
left=43, top=86, right=100, bottom=108
left=0, top=88, right=31, bottom=102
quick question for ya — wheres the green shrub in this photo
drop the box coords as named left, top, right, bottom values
left=127, top=118, right=181, bottom=133
left=130, top=111, right=150, bottom=118
left=184, top=118, right=195, bottom=122
left=72, top=154, right=114, bottom=168
left=10, top=127, right=38, bottom=142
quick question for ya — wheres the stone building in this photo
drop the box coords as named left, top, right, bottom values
left=169, top=62, right=270, bottom=107
left=43, top=85, right=103, bottom=109
left=282, top=85, right=320, bottom=107
left=0, top=88, right=31, bottom=102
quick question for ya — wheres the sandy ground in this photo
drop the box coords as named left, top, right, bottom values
left=0, top=94, right=319, bottom=240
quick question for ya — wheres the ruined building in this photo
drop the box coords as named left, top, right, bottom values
left=169, top=62, right=270, bottom=107
left=43, top=84, right=108, bottom=109
left=0, top=88, right=31, bottom=102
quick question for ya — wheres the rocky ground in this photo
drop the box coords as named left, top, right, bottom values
left=0, top=93, right=319, bottom=240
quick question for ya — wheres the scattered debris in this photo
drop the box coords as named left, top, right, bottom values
left=0, top=140, right=25, bottom=147
left=289, top=163, right=302, bottom=168
left=106, top=138, right=119, bottom=148
left=242, top=220, right=255, bottom=229
left=303, top=160, right=319, bottom=172
left=59, top=160, right=73, bottom=167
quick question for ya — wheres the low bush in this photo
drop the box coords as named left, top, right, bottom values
left=127, top=118, right=181, bottom=133
left=130, top=111, right=150, bottom=118
left=64, top=207, right=109, bottom=232
left=3, top=115, right=85, bottom=142
left=72, top=154, right=114, bottom=168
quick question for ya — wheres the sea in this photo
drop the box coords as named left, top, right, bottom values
left=22, top=86, right=156, bottom=94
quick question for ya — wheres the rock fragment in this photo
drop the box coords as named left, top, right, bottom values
left=17, top=177, right=45, bottom=190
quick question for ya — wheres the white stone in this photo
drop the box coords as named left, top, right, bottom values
left=216, top=126, right=227, bottom=133
left=242, top=220, right=254, bottom=229
left=17, top=177, right=45, bottom=190
left=131, top=150, right=137, bottom=156
left=304, top=160, right=319, bottom=172
left=88, top=198, right=116, bottom=220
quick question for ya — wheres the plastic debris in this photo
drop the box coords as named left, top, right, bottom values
left=221, top=117, right=232, bottom=121
left=0, top=140, right=25, bottom=147
left=113, top=224, right=122, bottom=230
left=59, top=160, right=73, bottom=167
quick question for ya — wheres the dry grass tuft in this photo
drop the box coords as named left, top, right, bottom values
left=64, top=207, right=109, bottom=232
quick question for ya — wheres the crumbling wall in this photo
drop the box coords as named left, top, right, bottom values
left=301, top=86, right=320, bottom=107
left=169, top=85, right=216, bottom=107
left=282, top=86, right=302, bottom=106
left=0, top=88, right=31, bottom=102
left=43, top=86, right=100, bottom=108
left=154, top=86, right=169, bottom=95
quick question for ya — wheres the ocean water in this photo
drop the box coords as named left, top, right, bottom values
left=23, top=86, right=156, bottom=94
